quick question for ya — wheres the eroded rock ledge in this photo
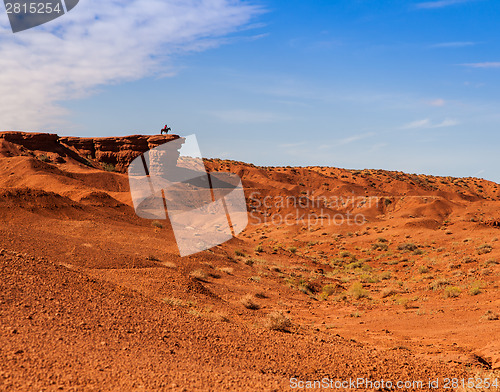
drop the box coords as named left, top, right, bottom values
left=0, top=131, right=179, bottom=172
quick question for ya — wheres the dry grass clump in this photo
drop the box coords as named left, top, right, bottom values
left=265, top=311, right=292, bottom=332
left=469, top=282, right=482, bottom=296
left=190, top=269, right=209, bottom=282
left=347, top=282, right=369, bottom=300
left=241, top=294, right=260, bottom=310
left=477, top=244, right=493, bottom=255
left=381, top=287, right=399, bottom=298
left=318, top=284, right=339, bottom=300
left=372, top=241, right=388, bottom=251
left=429, top=278, right=449, bottom=291
left=397, top=243, right=418, bottom=252
left=482, top=310, right=499, bottom=321
left=151, top=220, right=163, bottom=229
left=219, top=267, right=234, bottom=275
left=443, top=286, right=461, bottom=298
left=418, top=265, right=430, bottom=274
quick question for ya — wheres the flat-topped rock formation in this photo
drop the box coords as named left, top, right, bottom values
left=0, top=131, right=179, bottom=172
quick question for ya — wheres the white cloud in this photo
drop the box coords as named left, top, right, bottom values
left=336, top=132, right=375, bottom=146
left=415, top=0, right=473, bottom=9
left=402, top=119, right=431, bottom=129
left=427, top=98, right=446, bottom=106
left=401, top=118, right=459, bottom=129
left=434, top=118, right=459, bottom=127
left=462, top=62, right=500, bottom=68
left=0, top=0, right=263, bottom=130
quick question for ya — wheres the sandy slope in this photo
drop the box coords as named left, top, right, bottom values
left=0, top=132, right=499, bottom=391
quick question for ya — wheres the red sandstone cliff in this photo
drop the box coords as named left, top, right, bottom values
left=0, top=132, right=179, bottom=172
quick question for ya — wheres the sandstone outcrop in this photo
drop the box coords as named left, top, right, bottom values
left=0, top=131, right=179, bottom=172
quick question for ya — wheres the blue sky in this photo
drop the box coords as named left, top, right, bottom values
left=2, top=0, right=500, bottom=181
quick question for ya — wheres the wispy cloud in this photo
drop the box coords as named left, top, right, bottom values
left=316, top=132, right=375, bottom=150
left=0, top=0, right=263, bottom=130
left=402, top=119, right=431, bottom=129
left=415, top=0, right=473, bottom=9
left=401, top=118, right=459, bottom=129
left=430, top=41, right=477, bottom=48
left=427, top=98, right=446, bottom=107
left=337, top=132, right=375, bottom=146
left=462, top=62, right=500, bottom=68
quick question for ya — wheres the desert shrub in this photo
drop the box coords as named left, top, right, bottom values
left=101, top=162, right=115, bottom=172
left=429, top=278, right=449, bottom=291
left=418, top=265, right=430, bottom=274
left=265, top=311, right=292, bottom=332
left=244, top=258, right=255, bottom=266
left=339, top=251, right=352, bottom=258
left=288, top=246, right=297, bottom=254
left=483, top=310, right=499, bottom=320
left=346, top=260, right=365, bottom=270
left=241, top=294, right=260, bottom=310
left=319, top=284, right=339, bottom=300
left=254, top=292, right=267, bottom=299
left=348, top=282, right=369, bottom=300
left=219, top=267, right=234, bottom=275
left=38, top=154, right=50, bottom=162
left=381, top=288, right=398, bottom=298
left=469, top=282, right=482, bottom=296
left=255, top=245, right=264, bottom=253
left=190, top=269, right=209, bottom=282
left=151, top=220, right=163, bottom=229
left=163, top=297, right=186, bottom=307
left=477, top=244, right=493, bottom=255
left=395, top=297, right=412, bottom=309
left=235, top=249, right=246, bottom=257
left=443, top=286, right=461, bottom=298
left=360, top=273, right=379, bottom=284
left=146, top=255, right=160, bottom=262
left=380, top=271, right=392, bottom=280
left=398, top=243, right=418, bottom=252
left=372, top=242, right=388, bottom=251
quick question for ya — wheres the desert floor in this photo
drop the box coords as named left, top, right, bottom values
left=0, top=132, right=499, bottom=391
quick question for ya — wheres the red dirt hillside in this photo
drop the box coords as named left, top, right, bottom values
left=1, top=131, right=499, bottom=391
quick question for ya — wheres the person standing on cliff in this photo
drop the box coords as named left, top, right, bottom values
left=161, top=124, right=171, bottom=134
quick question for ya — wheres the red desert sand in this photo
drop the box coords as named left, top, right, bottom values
left=0, top=131, right=499, bottom=391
